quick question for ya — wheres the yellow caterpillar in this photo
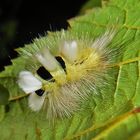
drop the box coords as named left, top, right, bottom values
left=18, top=28, right=116, bottom=119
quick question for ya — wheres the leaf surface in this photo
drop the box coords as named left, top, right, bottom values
left=0, top=0, right=140, bottom=139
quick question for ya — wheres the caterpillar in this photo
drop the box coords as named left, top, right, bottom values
left=17, top=28, right=116, bottom=120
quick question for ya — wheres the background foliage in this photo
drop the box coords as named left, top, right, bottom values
left=0, top=0, right=140, bottom=139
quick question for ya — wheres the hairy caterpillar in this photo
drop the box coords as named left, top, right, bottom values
left=17, top=28, right=116, bottom=119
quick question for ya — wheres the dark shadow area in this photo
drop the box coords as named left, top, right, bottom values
left=0, top=0, right=87, bottom=71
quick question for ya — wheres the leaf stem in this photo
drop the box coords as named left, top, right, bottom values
left=64, top=108, right=140, bottom=140
left=109, top=56, right=140, bottom=67
left=9, top=94, right=28, bottom=102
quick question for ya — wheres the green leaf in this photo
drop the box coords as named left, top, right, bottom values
left=0, top=84, right=9, bottom=105
left=0, top=0, right=140, bottom=139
